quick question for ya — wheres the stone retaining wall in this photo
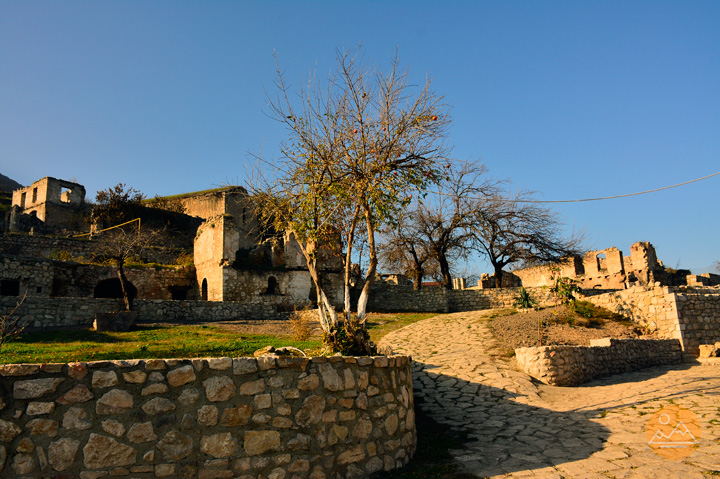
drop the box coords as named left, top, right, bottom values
left=0, top=297, right=293, bottom=330
left=515, top=338, right=682, bottom=386
left=365, top=285, right=555, bottom=313
left=0, top=233, right=187, bottom=265
left=0, top=355, right=415, bottom=478
left=585, top=285, right=720, bottom=357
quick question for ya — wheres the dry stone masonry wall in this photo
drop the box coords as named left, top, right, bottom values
left=364, top=285, right=555, bottom=313
left=515, top=338, right=682, bottom=386
left=585, top=285, right=720, bottom=357
left=0, top=297, right=294, bottom=331
left=0, top=355, right=415, bottom=478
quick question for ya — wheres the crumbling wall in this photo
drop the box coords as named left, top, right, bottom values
left=487, top=242, right=669, bottom=290
left=11, top=177, right=86, bottom=230
left=0, top=256, right=197, bottom=301
left=0, top=233, right=189, bottom=266
left=0, top=355, right=415, bottom=478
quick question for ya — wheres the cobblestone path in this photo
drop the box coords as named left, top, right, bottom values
left=379, top=310, right=720, bottom=478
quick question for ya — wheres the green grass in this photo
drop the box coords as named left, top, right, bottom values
left=365, top=312, right=438, bottom=342
left=0, top=325, right=320, bottom=364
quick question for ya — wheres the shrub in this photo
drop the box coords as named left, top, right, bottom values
left=513, top=288, right=537, bottom=309
left=289, top=306, right=314, bottom=341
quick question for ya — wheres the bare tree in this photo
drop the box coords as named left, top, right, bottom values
left=380, top=162, right=494, bottom=289
left=379, top=210, right=433, bottom=290
left=0, top=291, right=27, bottom=350
left=253, top=46, right=451, bottom=352
left=93, top=226, right=162, bottom=311
left=469, top=191, right=585, bottom=287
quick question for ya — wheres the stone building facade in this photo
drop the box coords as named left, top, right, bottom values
left=1, top=178, right=343, bottom=312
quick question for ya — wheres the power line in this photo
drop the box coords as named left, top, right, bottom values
left=421, top=170, right=720, bottom=204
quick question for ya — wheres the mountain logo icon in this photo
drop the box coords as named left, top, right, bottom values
left=646, top=406, right=701, bottom=460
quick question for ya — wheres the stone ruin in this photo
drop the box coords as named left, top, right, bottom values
left=6, top=177, right=89, bottom=234
left=1, top=177, right=344, bottom=316
left=476, top=241, right=719, bottom=290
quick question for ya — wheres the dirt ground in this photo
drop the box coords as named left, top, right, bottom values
left=488, top=306, right=648, bottom=352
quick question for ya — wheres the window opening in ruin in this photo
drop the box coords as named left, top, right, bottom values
left=201, top=279, right=208, bottom=301
left=60, top=187, right=72, bottom=203
left=32, top=188, right=38, bottom=203
left=0, top=280, right=20, bottom=296
left=242, top=208, right=246, bottom=224
left=20, top=192, right=26, bottom=208
left=36, top=286, right=42, bottom=294
left=596, top=253, right=607, bottom=272
left=94, top=278, right=137, bottom=300
left=263, top=276, right=278, bottom=295
left=169, top=286, right=189, bottom=300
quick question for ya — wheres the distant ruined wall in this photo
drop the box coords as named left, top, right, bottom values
left=0, top=355, right=415, bottom=478
left=364, top=285, right=555, bottom=313
left=490, top=242, right=666, bottom=290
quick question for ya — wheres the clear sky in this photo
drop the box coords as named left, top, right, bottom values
left=1, top=1, right=718, bottom=274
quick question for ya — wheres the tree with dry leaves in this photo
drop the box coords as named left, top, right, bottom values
left=253, top=47, right=451, bottom=353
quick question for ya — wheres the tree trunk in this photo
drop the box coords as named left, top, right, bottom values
left=296, top=237, right=337, bottom=332
left=343, top=206, right=361, bottom=323
left=437, top=251, right=452, bottom=290
left=412, top=268, right=423, bottom=290
left=494, top=264, right=505, bottom=288
left=356, top=205, right=378, bottom=323
left=116, top=261, right=131, bottom=311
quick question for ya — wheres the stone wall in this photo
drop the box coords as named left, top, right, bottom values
left=0, top=233, right=189, bottom=266
left=0, top=355, right=415, bottom=478
left=0, top=255, right=197, bottom=301
left=0, top=297, right=297, bottom=330
left=584, top=285, right=720, bottom=357
left=515, top=338, right=682, bottom=386
left=364, top=285, right=555, bottom=313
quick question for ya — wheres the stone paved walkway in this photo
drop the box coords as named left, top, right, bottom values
left=379, top=310, right=720, bottom=478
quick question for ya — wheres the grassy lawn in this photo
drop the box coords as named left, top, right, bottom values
left=0, top=325, right=320, bottom=364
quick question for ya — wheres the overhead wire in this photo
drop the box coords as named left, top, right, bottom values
left=418, top=170, right=720, bottom=204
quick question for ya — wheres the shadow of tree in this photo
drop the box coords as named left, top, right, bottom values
left=411, top=360, right=611, bottom=477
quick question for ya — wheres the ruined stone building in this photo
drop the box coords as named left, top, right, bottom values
left=6, top=177, right=89, bottom=233
left=475, top=241, right=719, bottom=290
left=1, top=177, right=343, bottom=313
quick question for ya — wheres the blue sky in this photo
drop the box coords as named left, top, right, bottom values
left=1, top=1, right=718, bottom=274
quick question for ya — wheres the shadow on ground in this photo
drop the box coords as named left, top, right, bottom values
left=396, top=361, right=611, bottom=478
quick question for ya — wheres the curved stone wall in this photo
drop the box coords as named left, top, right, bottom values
left=0, top=355, right=415, bottom=478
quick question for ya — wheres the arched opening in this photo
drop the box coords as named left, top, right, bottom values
left=263, top=276, right=278, bottom=295
left=201, top=279, right=208, bottom=301
left=94, top=278, right=137, bottom=300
